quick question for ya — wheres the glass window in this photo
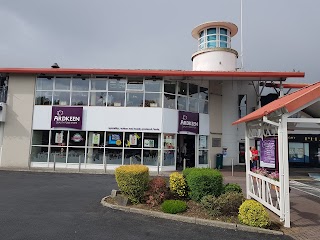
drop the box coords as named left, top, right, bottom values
left=106, top=132, right=123, bottom=147
left=199, top=150, right=208, bottom=164
left=199, top=43, right=205, bottom=49
left=90, top=92, right=106, bottom=106
left=189, top=84, right=198, bottom=98
left=71, top=92, right=88, bottom=106
left=199, top=87, right=209, bottom=100
left=107, top=92, right=125, bottom=106
left=67, top=148, right=85, bottom=163
left=91, top=79, right=107, bottom=91
left=126, top=92, right=144, bottom=107
left=199, top=100, right=208, bottom=114
left=31, top=147, right=48, bottom=162
left=177, top=96, right=187, bottom=111
left=36, top=77, right=53, bottom=90
left=32, top=130, right=50, bottom=145
left=145, top=80, right=162, bottom=92
left=163, top=150, right=175, bottom=166
left=178, top=82, right=187, bottom=95
left=106, top=148, right=123, bottom=164
left=49, top=147, right=67, bottom=163
left=200, top=30, right=204, bottom=37
left=220, top=35, right=228, bottom=41
left=55, top=78, right=70, bottom=90
left=163, top=134, right=175, bottom=149
left=207, top=42, right=217, bottom=48
left=127, top=79, right=143, bottom=91
left=199, top=135, right=208, bottom=149
left=144, top=93, right=162, bottom=107
left=124, top=132, right=142, bottom=148
left=220, top=42, right=228, bottom=48
left=207, top=35, right=216, bottom=41
left=86, top=148, right=104, bottom=164
left=53, top=92, right=70, bottom=106
left=164, top=81, right=176, bottom=94
left=68, top=131, right=86, bottom=146
left=35, top=91, right=52, bottom=105
left=207, top=28, right=216, bottom=34
left=143, top=150, right=159, bottom=166
left=220, top=28, right=228, bottom=35
left=189, top=98, right=198, bottom=113
left=72, top=78, right=89, bottom=91
left=87, top=131, right=105, bottom=147
left=108, top=79, right=126, bottom=91
left=124, top=149, right=141, bottom=165
left=143, top=133, right=159, bottom=148
left=164, top=94, right=176, bottom=109
left=51, top=130, right=68, bottom=146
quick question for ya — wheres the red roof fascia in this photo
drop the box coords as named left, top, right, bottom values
left=264, top=83, right=309, bottom=88
left=233, top=82, right=320, bottom=125
left=0, top=68, right=305, bottom=78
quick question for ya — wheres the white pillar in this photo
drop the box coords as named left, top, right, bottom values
left=245, top=125, right=251, bottom=199
left=278, top=119, right=285, bottom=223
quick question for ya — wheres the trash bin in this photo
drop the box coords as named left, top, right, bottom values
left=216, top=153, right=223, bottom=169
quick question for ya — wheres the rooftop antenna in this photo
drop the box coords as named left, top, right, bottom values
left=240, top=0, right=244, bottom=70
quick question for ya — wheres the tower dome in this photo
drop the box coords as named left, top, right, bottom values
left=191, top=21, right=238, bottom=71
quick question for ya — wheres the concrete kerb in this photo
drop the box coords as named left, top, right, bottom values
left=100, top=196, right=283, bottom=236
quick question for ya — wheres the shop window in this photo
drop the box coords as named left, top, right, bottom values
left=53, top=92, right=70, bottom=106
left=71, top=78, right=89, bottom=91
left=144, top=93, right=162, bottom=107
left=90, top=92, right=106, bottom=106
left=55, top=78, right=70, bottom=90
left=91, top=79, right=107, bottom=91
left=71, top=92, right=88, bottom=106
left=67, top=148, right=85, bottom=163
left=36, top=77, right=53, bottom=90
left=105, top=148, right=123, bottom=164
left=145, top=80, right=162, bottom=92
left=126, top=92, right=144, bottom=107
left=107, top=92, right=125, bottom=107
left=87, top=131, right=105, bottom=147
left=86, top=148, right=104, bottom=164
left=163, top=134, right=175, bottom=149
left=178, top=82, right=187, bottom=95
left=127, top=78, right=143, bottom=91
left=189, top=98, right=198, bottom=113
left=163, top=150, right=175, bottom=166
left=143, top=150, right=159, bottom=166
left=199, top=100, right=208, bottom=114
left=199, top=135, right=208, bottom=164
left=164, top=94, right=176, bottom=109
left=49, top=147, right=67, bottom=163
left=144, top=133, right=159, bottom=148
left=177, top=96, right=187, bottom=111
left=31, top=146, right=49, bottom=162
left=108, top=79, right=126, bottom=91
left=124, top=132, right=142, bottom=148
left=106, top=132, right=123, bottom=147
left=51, top=130, right=68, bottom=146
left=32, top=130, right=50, bottom=145
left=124, top=149, right=141, bottom=165
left=189, top=84, right=199, bottom=98
left=164, top=81, right=176, bottom=94
left=69, top=131, right=86, bottom=146
left=35, top=91, right=52, bottom=105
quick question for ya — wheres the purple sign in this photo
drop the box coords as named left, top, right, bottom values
left=260, top=138, right=276, bottom=168
left=51, top=106, right=83, bottom=130
left=178, top=111, right=199, bottom=134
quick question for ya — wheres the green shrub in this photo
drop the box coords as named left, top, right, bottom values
left=238, top=200, right=270, bottom=228
left=202, top=192, right=245, bottom=216
left=169, top=172, right=188, bottom=197
left=185, top=168, right=223, bottom=201
left=115, top=165, right=149, bottom=204
left=161, top=200, right=187, bottom=214
left=182, top=167, right=196, bottom=178
left=144, top=176, right=168, bottom=207
left=224, top=183, right=242, bottom=194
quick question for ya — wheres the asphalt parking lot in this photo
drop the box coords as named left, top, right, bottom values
left=0, top=171, right=292, bottom=240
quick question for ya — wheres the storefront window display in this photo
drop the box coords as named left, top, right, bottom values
left=106, top=132, right=123, bottom=147
left=163, top=134, right=176, bottom=166
left=105, top=148, right=122, bottom=165
left=124, top=132, right=142, bottom=148
left=67, top=148, right=85, bottom=163
left=124, top=149, right=142, bottom=165
left=199, top=135, right=208, bottom=164
left=31, top=146, right=49, bottom=162
left=68, top=131, right=86, bottom=147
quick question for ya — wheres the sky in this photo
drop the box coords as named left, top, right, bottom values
left=0, top=0, right=319, bottom=84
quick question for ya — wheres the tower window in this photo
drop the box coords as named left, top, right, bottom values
left=198, top=27, right=231, bottom=50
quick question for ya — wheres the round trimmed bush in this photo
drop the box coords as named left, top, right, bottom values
left=185, top=168, right=223, bottom=201
left=115, top=165, right=149, bottom=204
left=238, top=200, right=270, bottom=228
left=224, top=183, right=242, bottom=194
left=169, top=172, right=187, bottom=197
left=161, top=200, right=187, bottom=214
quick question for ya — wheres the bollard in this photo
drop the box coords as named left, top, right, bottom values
left=53, top=154, right=56, bottom=171
left=78, top=155, right=81, bottom=172
left=157, top=156, right=160, bottom=176
left=183, top=158, right=186, bottom=170
left=231, top=158, right=234, bottom=177
left=104, top=155, right=107, bottom=174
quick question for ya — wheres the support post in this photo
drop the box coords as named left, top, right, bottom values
left=231, top=158, right=234, bottom=177
left=245, top=125, right=251, bottom=199
left=183, top=158, right=186, bottom=170
left=53, top=153, right=56, bottom=172
left=78, top=155, right=81, bottom=173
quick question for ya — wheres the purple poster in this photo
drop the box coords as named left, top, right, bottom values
left=178, top=111, right=199, bottom=134
left=260, top=138, right=276, bottom=168
left=51, top=106, right=83, bottom=130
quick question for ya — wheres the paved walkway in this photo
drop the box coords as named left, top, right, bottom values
left=220, top=167, right=320, bottom=240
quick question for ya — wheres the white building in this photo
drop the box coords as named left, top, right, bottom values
left=0, top=21, right=304, bottom=171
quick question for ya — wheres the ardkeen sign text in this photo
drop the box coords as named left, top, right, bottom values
left=51, top=106, right=83, bottom=130
left=178, top=111, right=199, bottom=134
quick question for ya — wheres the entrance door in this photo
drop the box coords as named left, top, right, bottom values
left=239, top=142, right=245, bottom=164
left=177, top=134, right=195, bottom=170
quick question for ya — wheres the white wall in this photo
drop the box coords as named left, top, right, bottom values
left=192, top=51, right=237, bottom=71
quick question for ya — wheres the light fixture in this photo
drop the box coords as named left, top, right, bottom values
left=51, top=63, right=60, bottom=68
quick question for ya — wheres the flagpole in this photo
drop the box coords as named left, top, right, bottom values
left=240, top=0, right=244, bottom=70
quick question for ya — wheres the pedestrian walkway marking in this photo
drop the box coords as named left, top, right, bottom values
left=290, top=180, right=320, bottom=198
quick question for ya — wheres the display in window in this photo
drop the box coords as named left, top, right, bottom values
left=109, top=134, right=121, bottom=145
left=92, top=133, right=100, bottom=146
left=144, top=139, right=155, bottom=148
left=71, top=133, right=84, bottom=143
left=199, top=136, right=207, bottom=149
left=55, top=131, right=64, bottom=144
